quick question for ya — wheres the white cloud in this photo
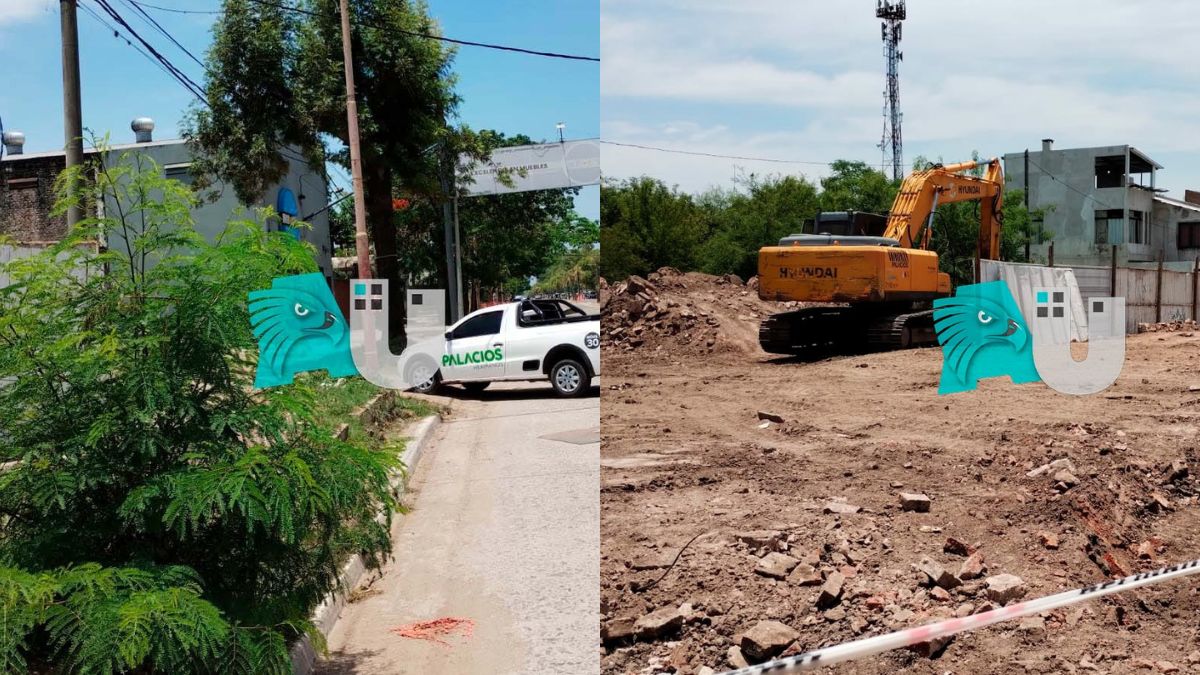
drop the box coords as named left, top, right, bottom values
left=602, top=0, right=1200, bottom=195
left=0, top=0, right=52, bottom=25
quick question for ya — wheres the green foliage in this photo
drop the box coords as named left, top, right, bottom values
left=602, top=158, right=1044, bottom=286
left=534, top=214, right=599, bottom=294
left=0, top=152, right=399, bottom=673
left=599, top=177, right=704, bottom=280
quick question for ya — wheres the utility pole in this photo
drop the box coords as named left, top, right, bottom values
left=1024, top=148, right=1030, bottom=262
left=440, top=144, right=462, bottom=322
left=60, top=0, right=84, bottom=228
left=338, top=0, right=371, bottom=279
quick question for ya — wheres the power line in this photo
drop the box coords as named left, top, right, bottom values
left=119, top=0, right=206, bottom=68
left=599, top=140, right=902, bottom=168
left=89, top=0, right=206, bottom=100
left=78, top=1, right=189, bottom=91
left=130, top=0, right=599, bottom=62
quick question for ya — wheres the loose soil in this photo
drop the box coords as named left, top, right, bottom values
left=601, top=273, right=1200, bottom=675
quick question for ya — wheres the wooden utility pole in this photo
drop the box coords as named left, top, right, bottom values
left=339, top=0, right=371, bottom=279
left=60, top=0, right=84, bottom=228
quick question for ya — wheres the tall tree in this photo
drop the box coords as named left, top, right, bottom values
left=187, top=0, right=459, bottom=337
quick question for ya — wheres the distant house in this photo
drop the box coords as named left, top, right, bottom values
left=0, top=118, right=332, bottom=281
left=1003, top=139, right=1200, bottom=269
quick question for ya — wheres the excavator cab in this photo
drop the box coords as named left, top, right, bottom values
left=756, top=158, right=1003, bottom=356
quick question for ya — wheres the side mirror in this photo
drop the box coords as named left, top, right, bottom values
left=445, top=331, right=454, bottom=341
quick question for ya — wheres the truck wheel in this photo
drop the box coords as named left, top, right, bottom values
left=462, top=382, right=490, bottom=394
left=405, top=357, right=441, bottom=394
left=550, top=358, right=590, bottom=397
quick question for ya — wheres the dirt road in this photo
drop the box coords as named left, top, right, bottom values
left=601, top=275, right=1200, bottom=674
left=319, top=381, right=600, bottom=674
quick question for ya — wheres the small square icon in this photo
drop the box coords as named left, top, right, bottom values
left=412, top=294, right=423, bottom=305
left=1053, top=291, right=1064, bottom=303
left=354, top=299, right=366, bottom=310
left=1093, top=301, right=1104, bottom=313
left=370, top=299, right=383, bottom=310
left=1053, top=306, right=1064, bottom=318
left=355, top=283, right=366, bottom=295
left=1037, top=291, right=1048, bottom=303
left=371, top=283, right=383, bottom=295
left=1037, top=306, right=1048, bottom=318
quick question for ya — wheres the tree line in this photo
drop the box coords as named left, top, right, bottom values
left=601, top=159, right=1046, bottom=287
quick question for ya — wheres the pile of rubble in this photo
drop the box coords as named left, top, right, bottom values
left=601, top=267, right=780, bottom=356
left=1137, top=319, right=1197, bottom=333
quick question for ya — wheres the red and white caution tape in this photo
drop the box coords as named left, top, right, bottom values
left=722, top=557, right=1200, bottom=674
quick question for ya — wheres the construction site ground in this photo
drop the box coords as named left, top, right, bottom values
left=600, top=269, right=1200, bottom=675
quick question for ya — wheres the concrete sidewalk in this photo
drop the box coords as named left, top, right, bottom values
left=316, top=381, right=600, bottom=674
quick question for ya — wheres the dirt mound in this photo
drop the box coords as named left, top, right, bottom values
left=601, top=267, right=791, bottom=356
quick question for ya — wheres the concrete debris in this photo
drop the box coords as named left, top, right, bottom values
left=824, top=501, right=861, bottom=515
left=601, top=617, right=636, bottom=646
left=740, top=620, right=798, bottom=661
left=918, top=557, right=962, bottom=590
left=1039, top=531, right=1060, bottom=549
left=787, top=562, right=823, bottom=586
left=985, top=574, right=1027, bottom=605
left=757, top=410, right=786, bottom=424
left=1027, top=458, right=1076, bottom=478
left=727, top=645, right=750, bottom=669
left=735, top=530, right=784, bottom=549
left=817, top=570, right=846, bottom=608
left=899, top=492, right=931, bottom=512
left=943, top=536, right=973, bottom=556
left=755, top=552, right=800, bottom=579
left=1166, top=459, right=1189, bottom=483
left=633, top=606, right=685, bottom=639
left=930, top=586, right=952, bottom=602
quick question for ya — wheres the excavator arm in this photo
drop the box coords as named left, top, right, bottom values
left=883, top=157, right=1004, bottom=262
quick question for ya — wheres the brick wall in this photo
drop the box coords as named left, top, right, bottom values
left=0, top=155, right=68, bottom=242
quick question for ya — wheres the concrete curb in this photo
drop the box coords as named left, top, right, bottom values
left=290, top=407, right=443, bottom=675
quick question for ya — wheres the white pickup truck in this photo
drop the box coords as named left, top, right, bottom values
left=404, top=298, right=600, bottom=397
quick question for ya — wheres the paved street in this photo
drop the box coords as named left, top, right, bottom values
left=316, top=380, right=600, bottom=674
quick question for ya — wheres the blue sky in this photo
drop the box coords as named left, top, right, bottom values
left=602, top=0, right=1200, bottom=199
left=0, top=0, right=599, bottom=219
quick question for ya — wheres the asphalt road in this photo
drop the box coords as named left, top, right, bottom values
left=316, top=380, right=600, bottom=674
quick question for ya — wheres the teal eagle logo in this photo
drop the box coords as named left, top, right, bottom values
left=248, top=272, right=359, bottom=389
left=933, top=281, right=1040, bottom=395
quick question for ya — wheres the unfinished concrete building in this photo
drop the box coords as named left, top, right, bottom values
left=1003, top=140, right=1200, bottom=269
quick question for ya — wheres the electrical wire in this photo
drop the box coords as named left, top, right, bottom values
left=119, top=0, right=206, bottom=68
left=78, top=1, right=192, bottom=93
left=130, top=0, right=599, bottom=62
left=599, top=140, right=904, bottom=168
left=89, top=0, right=206, bottom=100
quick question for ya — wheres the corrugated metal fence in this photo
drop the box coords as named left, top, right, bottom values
left=982, top=257, right=1200, bottom=335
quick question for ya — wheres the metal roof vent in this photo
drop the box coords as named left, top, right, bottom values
left=2, top=130, right=25, bottom=155
left=132, top=117, right=155, bottom=143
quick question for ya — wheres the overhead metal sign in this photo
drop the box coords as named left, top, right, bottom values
left=461, top=139, right=600, bottom=196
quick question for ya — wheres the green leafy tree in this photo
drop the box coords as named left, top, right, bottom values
left=534, top=214, right=599, bottom=295
left=0, top=152, right=398, bottom=673
left=188, top=0, right=460, bottom=338
left=697, top=173, right=820, bottom=278
left=599, top=176, right=704, bottom=279
left=817, top=160, right=897, bottom=214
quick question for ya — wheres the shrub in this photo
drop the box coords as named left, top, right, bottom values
left=0, top=150, right=398, bottom=673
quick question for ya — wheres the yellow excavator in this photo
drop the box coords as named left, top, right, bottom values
left=757, top=157, right=1004, bottom=356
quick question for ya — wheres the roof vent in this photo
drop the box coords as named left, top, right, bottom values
left=132, top=117, right=155, bottom=143
left=1041, top=138, right=1054, bottom=152
left=2, top=130, right=25, bottom=156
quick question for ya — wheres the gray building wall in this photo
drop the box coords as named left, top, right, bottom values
left=2, top=137, right=331, bottom=279
left=1003, top=143, right=1160, bottom=266
left=99, top=140, right=332, bottom=279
